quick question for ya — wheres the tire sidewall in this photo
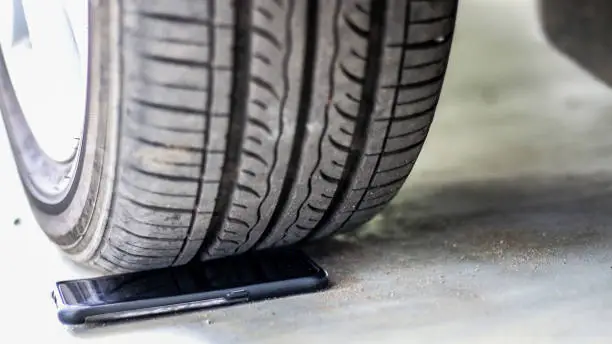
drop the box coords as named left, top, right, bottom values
left=0, top=2, right=120, bottom=262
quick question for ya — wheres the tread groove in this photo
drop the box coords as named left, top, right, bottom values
left=233, top=203, right=248, bottom=209
left=127, top=164, right=200, bottom=182
left=377, top=159, right=414, bottom=173
left=343, top=13, right=369, bottom=38
left=307, top=203, right=326, bottom=213
left=345, top=92, right=360, bottom=104
left=381, top=74, right=443, bottom=90
left=136, top=11, right=213, bottom=26
left=353, top=201, right=388, bottom=212
left=254, top=52, right=272, bottom=65
left=227, top=217, right=251, bottom=228
left=116, top=225, right=184, bottom=242
left=98, top=255, right=128, bottom=271
left=247, top=135, right=263, bottom=145
left=328, top=134, right=351, bottom=152
left=333, top=103, right=358, bottom=121
left=126, top=116, right=203, bottom=133
left=355, top=3, right=369, bottom=15
left=130, top=218, right=189, bottom=229
left=200, top=0, right=253, bottom=255
left=138, top=52, right=211, bottom=68
left=251, top=99, right=268, bottom=110
left=251, top=25, right=282, bottom=49
left=256, top=6, right=274, bottom=21
left=131, top=76, right=209, bottom=91
left=321, top=193, right=333, bottom=199
left=239, top=0, right=296, bottom=252
left=122, top=178, right=197, bottom=197
left=237, top=183, right=262, bottom=198
left=251, top=75, right=280, bottom=100
left=355, top=173, right=407, bottom=191
left=242, top=169, right=257, bottom=177
left=388, top=37, right=450, bottom=49
left=377, top=138, right=426, bottom=157
left=295, top=224, right=310, bottom=231
left=153, top=160, right=201, bottom=167
left=109, top=242, right=175, bottom=259
left=131, top=98, right=207, bottom=116
left=403, top=57, right=445, bottom=70
left=248, top=116, right=273, bottom=134
left=129, top=135, right=204, bottom=152
left=120, top=240, right=179, bottom=252
left=126, top=32, right=209, bottom=47
left=105, top=252, right=165, bottom=268
left=410, top=15, right=453, bottom=25
left=340, top=126, right=353, bottom=136
left=349, top=48, right=367, bottom=61
left=243, top=148, right=270, bottom=167
left=375, top=104, right=436, bottom=121
left=275, top=0, right=342, bottom=245
left=331, top=159, right=344, bottom=168
left=320, top=169, right=341, bottom=183
left=387, top=124, right=429, bottom=139
left=306, top=0, right=388, bottom=241
left=214, top=237, right=241, bottom=246
left=255, top=0, right=318, bottom=248
left=340, top=63, right=366, bottom=83
left=121, top=194, right=194, bottom=213
left=396, top=90, right=439, bottom=106
left=363, top=189, right=397, bottom=202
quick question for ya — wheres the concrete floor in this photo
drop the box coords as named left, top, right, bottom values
left=2, top=0, right=612, bottom=342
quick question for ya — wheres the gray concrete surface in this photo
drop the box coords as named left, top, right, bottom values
left=2, top=0, right=612, bottom=342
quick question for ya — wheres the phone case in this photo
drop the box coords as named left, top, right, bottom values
left=52, top=258, right=328, bottom=325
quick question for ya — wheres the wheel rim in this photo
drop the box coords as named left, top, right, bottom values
left=0, top=0, right=88, bottom=162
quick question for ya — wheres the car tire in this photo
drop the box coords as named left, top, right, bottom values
left=0, top=0, right=457, bottom=272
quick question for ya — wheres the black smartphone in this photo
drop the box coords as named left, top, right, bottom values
left=51, top=250, right=328, bottom=325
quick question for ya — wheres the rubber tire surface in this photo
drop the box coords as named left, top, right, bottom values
left=2, top=0, right=457, bottom=272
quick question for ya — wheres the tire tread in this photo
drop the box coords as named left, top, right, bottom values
left=91, top=0, right=457, bottom=271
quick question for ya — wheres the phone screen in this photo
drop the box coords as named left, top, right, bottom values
left=57, top=250, right=320, bottom=306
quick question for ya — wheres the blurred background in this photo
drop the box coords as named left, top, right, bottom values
left=2, top=0, right=612, bottom=342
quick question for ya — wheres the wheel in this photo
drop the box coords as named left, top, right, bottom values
left=0, top=0, right=457, bottom=272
